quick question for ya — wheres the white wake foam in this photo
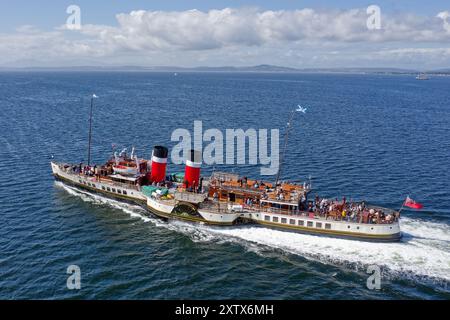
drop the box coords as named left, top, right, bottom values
left=203, top=220, right=450, bottom=283
left=55, top=181, right=450, bottom=285
left=55, top=181, right=151, bottom=222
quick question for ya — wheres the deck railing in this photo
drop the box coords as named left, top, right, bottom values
left=59, top=164, right=141, bottom=191
left=174, top=191, right=207, bottom=204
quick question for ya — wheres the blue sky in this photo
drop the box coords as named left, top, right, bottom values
left=1, top=1, right=449, bottom=68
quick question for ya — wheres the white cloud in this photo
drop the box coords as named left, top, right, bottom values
left=1, top=7, right=450, bottom=67
left=80, top=8, right=450, bottom=51
left=437, top=11, right=450, bottom=33
left=100, top=8, right=450, bottom=49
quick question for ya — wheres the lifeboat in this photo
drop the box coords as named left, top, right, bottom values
left=113, top=163, right=139, bottom=176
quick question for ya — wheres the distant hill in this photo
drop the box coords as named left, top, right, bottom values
left=426, top=68, right=450, bottom=75
left=299, top=67, right=419, bottom=74
left=0, top=64, right=299, bottom=72
left=1, top=64, right=449, bottom=75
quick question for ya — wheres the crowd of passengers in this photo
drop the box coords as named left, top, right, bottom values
left=66, top=163, right=113, bottom=177
left=213, top=178, right=398, bottom=224
left=294, top=195, right=398, bottom=224
left=308, top=195, right=399, bottom=224
left=258, top=190, right=398, bottom=224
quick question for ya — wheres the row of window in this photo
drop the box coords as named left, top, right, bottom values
left=264, top=215, right=332, bottom=230
left=78, top=179, right=128, bottom=195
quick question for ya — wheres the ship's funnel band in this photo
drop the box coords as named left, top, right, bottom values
left=152, top=156, right=168, bottom=164
left=186, top=159, right=201, bottom=168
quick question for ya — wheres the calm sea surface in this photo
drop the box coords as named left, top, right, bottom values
left=0, top=72, right=449, bottom=299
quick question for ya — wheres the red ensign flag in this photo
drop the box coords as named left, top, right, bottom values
left=404, top=196, right=423, bottom=209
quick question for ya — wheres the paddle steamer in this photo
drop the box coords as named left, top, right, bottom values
left=51, top=144, right=401, bottom=241
left=51, top=96, right=401, bottom=241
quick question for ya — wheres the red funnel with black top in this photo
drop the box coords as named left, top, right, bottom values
left=184, top=150, right=201, bottom=188
left=150, top=146, right=168, bottom=183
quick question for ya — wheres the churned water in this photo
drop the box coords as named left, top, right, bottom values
left=0, top=71, right=449, bottom=299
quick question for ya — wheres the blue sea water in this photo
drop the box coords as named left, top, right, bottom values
left=0, top=71, right=449, bottom=299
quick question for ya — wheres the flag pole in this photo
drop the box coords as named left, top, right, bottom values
left=275, top=110, right=295, bottom=187
left=87, top=94, right=95, bottom=166
left=398, top=195, right=408, bottom=215
left=398, top=202, right=405, bottom=215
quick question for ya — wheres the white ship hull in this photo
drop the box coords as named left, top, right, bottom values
left=51, top=162, right=146, bottom=203
left=146, top=195, right=175, bottom=214
left=197, top=209, right=241, bottom=224
left=243, top=210, right=401, bottom=241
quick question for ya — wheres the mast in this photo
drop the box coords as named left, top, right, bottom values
left=275, top=110, right=296, bottom=186
left=87, top=94, right=97, bottom=166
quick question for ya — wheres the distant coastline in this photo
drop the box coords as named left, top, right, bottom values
left=1, top=64, right=449, bottom=76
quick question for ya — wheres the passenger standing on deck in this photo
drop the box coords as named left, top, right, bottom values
left=94, top=165, right=99, bottom=181
left=301, top=194, right=307, bottom=210
left=350, top=210, right=356, bottom=222
left=314, top=194, right=320, bottom=212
